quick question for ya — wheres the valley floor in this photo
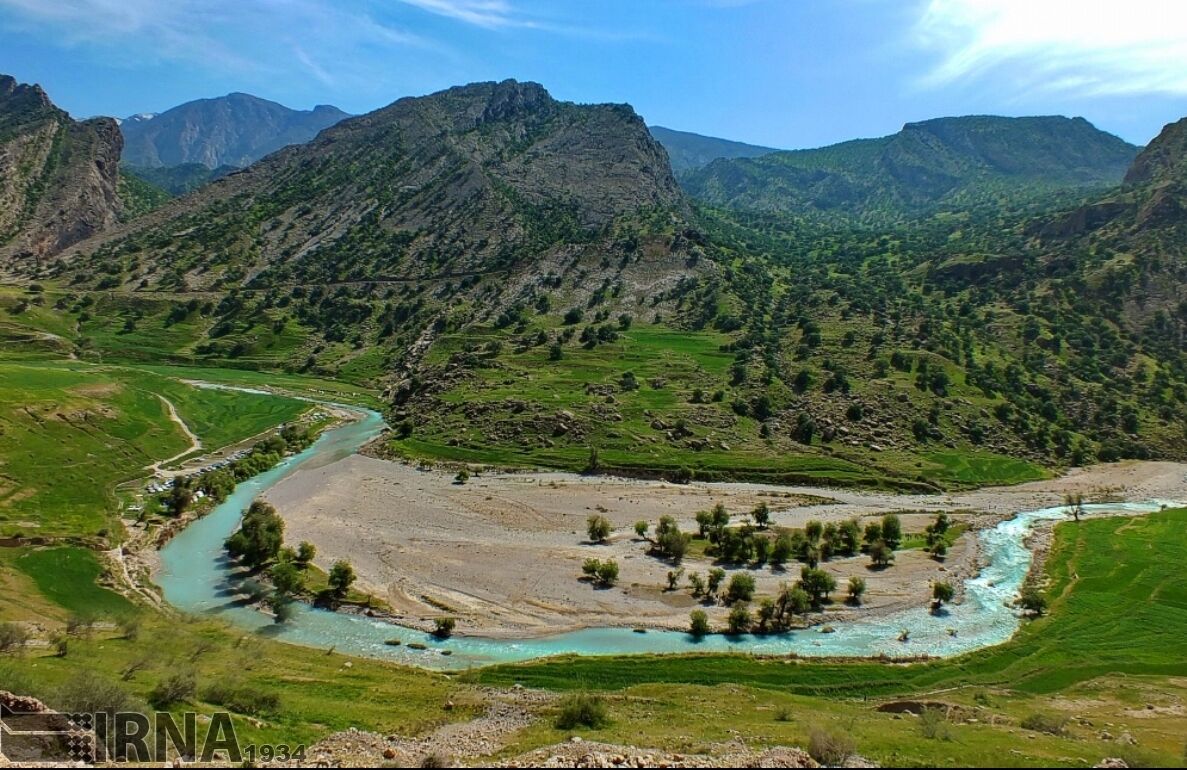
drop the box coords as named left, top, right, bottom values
left=262, top=452, right=1187, bottom=638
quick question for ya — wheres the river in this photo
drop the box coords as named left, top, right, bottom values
left=156, top=405, right=1175, bottom=671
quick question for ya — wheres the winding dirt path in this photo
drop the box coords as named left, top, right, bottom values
left=145, top=394, right=201, bottom=476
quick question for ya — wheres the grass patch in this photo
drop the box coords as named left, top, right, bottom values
left=0, top=361, right=309, bottom=538
left=11, top=547, right=135, bottom=618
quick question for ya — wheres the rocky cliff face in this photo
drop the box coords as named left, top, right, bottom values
left=119, top=92, right=349, bottom=169
left=1124, top=117, right=1187, bottom=186
left=0, top=74, right=123, bottom=263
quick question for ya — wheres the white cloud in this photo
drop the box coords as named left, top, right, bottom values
left=396, top=0, right=528, bottom=29
left=0, top=0, right=436, bottom=78
left=915, top=0, right=1187, bottom=97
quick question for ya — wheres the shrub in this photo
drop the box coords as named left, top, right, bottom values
left=596, top=560, right=620, bottom=587
left=726, top=572, right=756, bottom=604
left=0, top=622, right=30, bottom=654
left=555, top=693, right=610, bottom=730
left=586, top=515, right=612, bottom=543
left=149, top=672, right=197, bottom=709
left=433, top=617, right=457, bottom=638
left=200, top=683, right=281, bottom=716
left=727, top=603, right=752, bottom=634
left=919, top=707, right=952, bottom=740
left=1020, top=712, right=1068, bottom=736
left=807, top=728, right=855, bottom=766
left=1017, top=586, right=1048, bottom=616
left=847, top=576, right=866, bottom=605
left=328, top=560, right=356, bottom=596
left=689, top=610, right=710, bottom=638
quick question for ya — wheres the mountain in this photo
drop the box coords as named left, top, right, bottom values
left=29, top=86, right=1187, bottom=483
left=118, top=112, right=157, bottom=127
left=121, top=162, right=238, bottom=196
left=684, top=115, right=1140, bottom=223
left=61, top=79, right=687, bottom=297
left=0, top=74, right=124, bottom=262
left=648, top=125, right=777, bottom=174
left=1035, top=116, right=1187, bottom=328
left=119, top=92, right=350, bottom=169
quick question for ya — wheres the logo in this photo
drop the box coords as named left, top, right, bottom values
left=0, top=708, right=264, bottom=764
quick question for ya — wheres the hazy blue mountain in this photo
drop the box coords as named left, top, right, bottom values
left=649, top=125, right=778, bottom=174
left=119, top=92, right=349, bottom=169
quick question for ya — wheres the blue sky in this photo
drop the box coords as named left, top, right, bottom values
left=3, top=0, right=1186, bottom=148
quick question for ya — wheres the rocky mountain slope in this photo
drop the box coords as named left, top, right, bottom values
left=65, top=80, right=686, bottom=291
left=119, top=92, right=349, bottom=170
left=1034, top=116, right=1187, bottom=329
left=684, top=116, right=1139, bottom=223
left=649, top=125, right=777, bottom=174
left=0, top=74, right=124, bottom=263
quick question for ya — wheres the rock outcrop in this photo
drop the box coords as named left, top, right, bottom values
left=0, top=74, right=123, bottom=264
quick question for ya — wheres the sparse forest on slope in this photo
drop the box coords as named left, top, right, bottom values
left=683, top=116, right=1139, bottom=224
left=3, top=82, right=1185, bottom=488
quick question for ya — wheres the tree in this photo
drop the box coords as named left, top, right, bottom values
left=863, top=521, right=883, bottom=548
left=727, top=603, right=752, bottom=634
left=689, top=610, right=710, bottom=638
left=756, top=597, right=777, bottom=633
left=869, top=540, right=895, bottom=568
left=847, top=576, right=866, bottom=606
left=296, top=541, right=317, bottom=567
left=880, top=514, right=903, bottom=549
left=225, top=500, right=285, bottom=568
left=771, top=533, right=794, bottom=567
left=433, top=617, right=457, bottom=638
left=932, top=581, right=955, bottom=612
left=777, top=583, right=811, bottom=618
left=666, top=567, right=685, bottom=591
left=454, top=469, right=469, bottom=484
left=587, top=515, right=612, bottom=543
left=1064, top=492, right=1085, bottom=522
left=687, top=571, right=705, bottom=597
left=838, top=519, right=861, bottom=556
left=799, top=566, right=836, bottom=607
left=269, top=560, right=304, bottom=595
left=707, top=568, right=727, bottom=597
left=726, top=572, right=756, bottom=604
left=328, top=560, right=356, bottom=597
left=634, top=520, right=649, bottom=539
left=752, top=501, right=771, bottom=529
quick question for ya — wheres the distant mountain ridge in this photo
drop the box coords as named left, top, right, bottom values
left=119, top=92, right=349, bottom=169
left=648, top=125, right=778, bottom=173
left=683, top=115, right=1140, bottom=222
left=0, top=74, right=124, bottom=261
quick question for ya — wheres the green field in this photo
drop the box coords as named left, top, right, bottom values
left=11, top=547, right=136, bottom=618
left=0, top=361, right=308, bottom=538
